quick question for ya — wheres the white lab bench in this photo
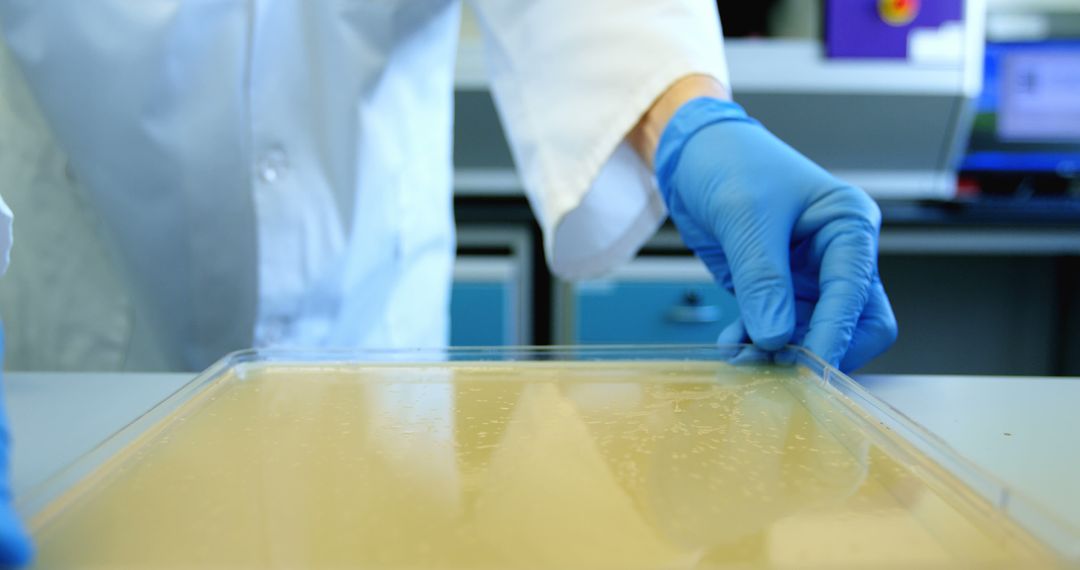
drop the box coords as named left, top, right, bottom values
left=5, top=371, right=1079, bottom=538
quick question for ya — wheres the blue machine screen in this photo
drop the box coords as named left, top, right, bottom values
left=961, top=41, right=1080, bottom=174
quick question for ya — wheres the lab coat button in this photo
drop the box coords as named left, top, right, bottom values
left=257, top=149, right=289, bottom=184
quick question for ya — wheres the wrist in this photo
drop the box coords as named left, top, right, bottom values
left=628, top=74, right=729, bottom=170
left=654, top=98, right=756, bottom=202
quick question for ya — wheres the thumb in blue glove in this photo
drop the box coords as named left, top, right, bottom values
left=0, top=325, right=33, bottom=567
left=656, top=98, right=897, bottom=371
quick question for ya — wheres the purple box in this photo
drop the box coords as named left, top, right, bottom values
left=826, top=0, right=964, bottom=59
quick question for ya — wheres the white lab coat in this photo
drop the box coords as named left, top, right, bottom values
left=0, top=0, right=728, bottom=371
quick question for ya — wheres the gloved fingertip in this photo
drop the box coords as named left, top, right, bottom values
left=837, top=357, right=864, bottom=375
left=0, top=523, right=33, bottom=568
left=747, top=327, right=794, bottom=352
left=716, top=319, right=746, bottom=346
left=715, top=320, right=747, bottom=362
left=739, top=290, right=796, bottom=352
left=0, top=503, right=32, bottom=566
left=837, top=321, right=898, bottom=374
left=0, top=542, right=33, bottom=568
left=773, top=349, right=798, bottom=367
left=801, top=336, right=843, bottom=370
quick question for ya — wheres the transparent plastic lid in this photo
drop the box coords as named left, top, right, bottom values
left=18, top=345, right=1078, bottom=568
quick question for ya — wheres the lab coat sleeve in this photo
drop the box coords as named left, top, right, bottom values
left=0, top=194, right=11, bottom=278
left=467, top=0, right=728, bottom=279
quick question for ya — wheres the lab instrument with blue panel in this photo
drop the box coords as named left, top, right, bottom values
left=962, top=41, right=1080, bottom=175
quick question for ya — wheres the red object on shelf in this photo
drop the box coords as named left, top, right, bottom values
left=879, top=0, right=921, bottom=26
left=956, top=176, right=982, bottom=198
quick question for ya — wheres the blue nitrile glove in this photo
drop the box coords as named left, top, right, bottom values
left=0, top=325, right=32, bottom=567
left=656, top=98, right=897, bottom=372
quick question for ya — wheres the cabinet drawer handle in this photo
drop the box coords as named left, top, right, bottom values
left=665, top=305, right=721, bottom=324
left=665, top=291, right=721, bottom=324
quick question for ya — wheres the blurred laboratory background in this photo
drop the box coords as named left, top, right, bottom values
left=0, top=0, right=1077, bottom=375
left=451, top=0, right=1080, bottom=375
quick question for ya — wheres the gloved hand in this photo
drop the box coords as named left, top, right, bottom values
left=0, top=325, right=33, bottom=567
left=656, top=98, right=897, bottom=372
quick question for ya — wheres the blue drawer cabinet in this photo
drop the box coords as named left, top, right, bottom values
left=450, top=281, right=513, bottom=346
left=557, top=258, right=738, bottom=345
left=450, top=256, right=527, bottom=346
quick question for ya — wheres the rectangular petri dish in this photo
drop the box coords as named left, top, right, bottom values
left=17, top=345, right=1079, bottom=569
